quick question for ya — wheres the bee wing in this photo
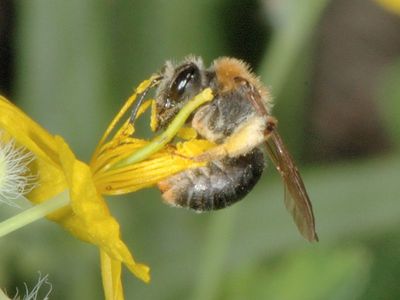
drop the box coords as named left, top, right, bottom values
left=265, top=130, right=318, bottom=242
left=234, top=76, right=317, bottom=241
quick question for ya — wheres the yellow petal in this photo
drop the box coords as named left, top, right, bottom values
left=0, top=96, right=68, bottom=218
left=101, top=250, right=124, bottom=300
left=1, top=94, right=159, bottom=300
left=0, top=96, right=60, bottom=167
left=1, top=96, right=149, bottom=282
left=54, top=136, right=150, bottom=282
left=376, top=0, right=400, bottom=15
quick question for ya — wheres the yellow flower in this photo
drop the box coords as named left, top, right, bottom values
left=375, top=0, right=400, bottom=15
left=0, top=77, right=214, bottom=299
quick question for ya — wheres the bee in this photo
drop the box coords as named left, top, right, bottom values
left=135, top=56, right=318, bottom=242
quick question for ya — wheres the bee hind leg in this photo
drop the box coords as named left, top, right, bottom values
left=192, top=115, right=269, bottom=163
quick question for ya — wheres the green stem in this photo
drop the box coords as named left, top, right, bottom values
left=259, top=0, right=330, bottom=97
left=109, top=88, right=214, bottom=170
left=0, top=190, right=69, bottom=238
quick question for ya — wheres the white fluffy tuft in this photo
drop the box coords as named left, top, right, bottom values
left=0, top=133, right=37, bottom=207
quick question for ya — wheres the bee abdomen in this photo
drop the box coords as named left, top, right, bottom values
left=158, top=149, right=264, bottom=211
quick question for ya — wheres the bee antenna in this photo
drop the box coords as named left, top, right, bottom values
left=129, top=76, right=163, bottom=123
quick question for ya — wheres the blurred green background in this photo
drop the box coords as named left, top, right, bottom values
left=1, top=0, right=400, bottom=299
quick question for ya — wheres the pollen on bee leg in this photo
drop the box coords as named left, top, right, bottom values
left=157, top=181, right=179, bottom=206
left=157, top=180, right=171, bottom=192
left=0, top=133, right=37, bottom=207
left=160, top=190, right=179, bottom=207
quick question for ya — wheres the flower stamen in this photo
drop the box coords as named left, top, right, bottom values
left=107, top=87, right=214, bottom=170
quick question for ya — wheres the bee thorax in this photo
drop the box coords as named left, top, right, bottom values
left=192, top=91, right=257, bottom=143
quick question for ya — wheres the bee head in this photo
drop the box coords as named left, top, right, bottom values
left=155, top=57, right=206, bottom=129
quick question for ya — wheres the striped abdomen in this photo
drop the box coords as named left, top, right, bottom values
left=158, top=149, right=264, bottom=211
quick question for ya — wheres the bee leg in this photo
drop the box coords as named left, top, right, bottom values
left=192, top=115, right=270, bottom=162
left=129, top=76, right=162, bottom=125
left=265, top=115, right=278, bottom=134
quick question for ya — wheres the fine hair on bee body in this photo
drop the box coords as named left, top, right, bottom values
left=138, top=56, right=318, bottom=242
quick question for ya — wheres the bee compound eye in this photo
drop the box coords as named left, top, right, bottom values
left=168, top=64, right=201, bottom=103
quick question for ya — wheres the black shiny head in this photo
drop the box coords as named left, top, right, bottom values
left=155, top=58, right=204, bottom=129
